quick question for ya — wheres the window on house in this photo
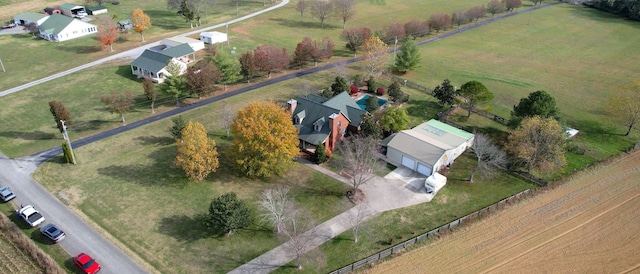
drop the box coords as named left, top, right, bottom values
left=341, top=128, right=347, bottom=135
left=314, top=124, right=321, bottom=131
left=294, top=116, right=300, bottom=124
left=338, top=121, right=342, bottom=127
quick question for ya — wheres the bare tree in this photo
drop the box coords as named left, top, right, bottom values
left=281, top=208, right=320, bottom=270
left=348, top=202, right=373, bottom=243
left=469, top=134, right=508, bottom=183
left=333, top=0, right=356, bottom=29
left=258, top=187, right=293, bottom=233
left=338, top=136, right=380, bottom=194
left=219, top=101, right=235, bottom=138
left=311, top=0, right=332, bottom=28
left=295, top=0, right=309, bottom=22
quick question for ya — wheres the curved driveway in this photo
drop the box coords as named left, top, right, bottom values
left=2, top=2, right=559, bottom=273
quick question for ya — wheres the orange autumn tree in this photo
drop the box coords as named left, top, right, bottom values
left=228, top=102, right=299, bottom=178
left=130, top=8, right=152, bottom=42
left=96, top=16, right=119, bottom=52
left=175, top=121, right=220, bottom=181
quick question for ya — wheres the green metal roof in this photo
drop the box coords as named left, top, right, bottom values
left=161, top=43, right=194, bottom=58
left=425, top=119, right=475, bottom=140
left=87, top=6, right=107, bottom=11
left=38, top=14, right=74, bottom=35
left=130, top=50, right=174, bottom=74
left=118, top=19, right=132, bottom=26
left=60, top=3, right=82, bottom=9
left=14, top=12, right=48, bottom=21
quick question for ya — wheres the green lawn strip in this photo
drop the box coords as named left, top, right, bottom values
left=0, top=203, right=72, bottom=273
left=0, top=0, right=268, bottom=91
left=32, top=78, right=351, bottom=273
left=274, top=154, right=533, bottom=273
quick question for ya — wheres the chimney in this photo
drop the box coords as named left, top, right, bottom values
left=287, top=99, right=297, bottom=115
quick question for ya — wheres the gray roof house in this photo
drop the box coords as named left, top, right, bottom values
left=130, top=43, right=196, bottom=83
left=381, top=119, right=475, bottom=176
left=37, top=14, right=97, bottom=42
left=287, top=92, right=366, bottom=153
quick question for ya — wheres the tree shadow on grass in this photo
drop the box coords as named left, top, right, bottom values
left=268, top=18, right=338, bottom=30
left=73, top=119, right=110, bottom=132
left=96, top=163, right=186, bottom=188
left=55, top=45, right=102, bottom=54
left=0, top=131, right=56, bottom=140
left=135, top=135, right=175, bottom=146
left=158, top=214, right=211, bottom=243
left=404, top=99, right=443, bottom=120
left=144, top=10, right=184, bottom=30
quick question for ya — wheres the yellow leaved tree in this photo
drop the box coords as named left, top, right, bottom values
left=130, top=8, right=152, bottom=42
left=605, top=81, right=640, bottom=136
left=175, top=121, right=219, bottom=181
left=228, top=101, right=299, bottom=178
left=359, top=36, right=389, bottom=78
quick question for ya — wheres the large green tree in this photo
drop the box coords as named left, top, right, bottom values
left=459, top=80, right=493, bottom=118
left=160, top=75, right=187, bottom=106
left=432, top=79, right=457, bottom=105
left=359, top=112, right=382, bottom=138
left=392, top=36, right=421, bottom=73
left=510, top=90, right=559, bottom=128
left=228, top=101, right=299, bottom=177
left=380, top=105, right=409, bottom=134
left=208, top=192, right=252, bottom=235
left=213, top=50, right=242, bottom=91
left=330, top=76, right=349, bottom=96
left=175, top=121, right=219, bottom=181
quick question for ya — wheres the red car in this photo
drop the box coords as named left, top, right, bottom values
left=73, top=253, right=101, bottom=274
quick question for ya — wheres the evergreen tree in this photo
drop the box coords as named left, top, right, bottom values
left=432, top=79, right=457, bottom=105
left=170, top=116, right=187, bottom=140
left=365, top=96, right=379, bottom=112
left=330, top=76, right=349, bottom=96
left=392, top=36, right=421, bottom=73
left=360, top=112, right=382, bottom=138
left=315, top=142, right=327, bottom=163
left=213, top=50, right=242, bottom=91
left=208, top=192, right=252, bottom=235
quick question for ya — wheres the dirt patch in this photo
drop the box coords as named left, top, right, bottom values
left=366, top=150, right=640, bottom=273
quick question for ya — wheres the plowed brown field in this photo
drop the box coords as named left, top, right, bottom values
left=367, top=150, right=640, bottom=273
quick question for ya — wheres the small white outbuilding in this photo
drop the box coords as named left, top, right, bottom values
left=425, top=172, right=447, bottom=195
left=200, top=31, right=227, bottom=45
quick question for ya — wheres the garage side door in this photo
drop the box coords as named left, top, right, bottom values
left=417, top=163, right=432, bottom=176
left=401, top=156, right=416, bottom=169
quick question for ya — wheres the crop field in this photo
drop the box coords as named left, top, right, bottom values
left=0, top=238, right=41, bottom=273
left=367, top=149, right=640, bottom=273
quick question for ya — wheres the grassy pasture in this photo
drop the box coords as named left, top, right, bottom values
left=0, top=0, right=268, bottom=91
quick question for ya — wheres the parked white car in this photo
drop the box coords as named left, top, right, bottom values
left=16, top=205, right=45, bottom=227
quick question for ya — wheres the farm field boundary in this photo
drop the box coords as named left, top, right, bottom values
left=364, top=149, right=640, bottom=273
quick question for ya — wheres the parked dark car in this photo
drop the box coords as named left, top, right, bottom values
left=40, top=224, right=66, bottom=243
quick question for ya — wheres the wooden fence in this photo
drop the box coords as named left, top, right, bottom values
left=329, top=189, right=533, bottom=274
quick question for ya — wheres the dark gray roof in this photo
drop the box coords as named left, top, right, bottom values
left=130, top=50, right=173, bottom=74
left=292, top=92, right=365, bottom=145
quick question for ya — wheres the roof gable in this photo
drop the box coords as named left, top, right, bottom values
left=60, top=3, right=83, bottom=9
left=160, top=43, right=194, bottom=58
left=14, top=12, right=48, bottom=21
left=130, top=50, right=174, bottom=74
left=387, top=132, right=445, bottom=165
left=39, top=14, right=75, bottom=35
left=409, top=119, right=474, bottom=148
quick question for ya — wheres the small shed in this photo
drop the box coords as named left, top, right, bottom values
left=161, top=36, right=205, bottom=52
left=117, top=19, right=132, bottom=31
left=13, top=12, right=49, bottom=26
left=87, top=6, right=108, bottom=15
left=200, top=31, right=227, bottom=45
left=59, top=3, right=87, bottom=18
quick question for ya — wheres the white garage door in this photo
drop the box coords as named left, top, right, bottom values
left=417, top=163, right=432, bottom=176
left=401, top=156, right=416, bottom=169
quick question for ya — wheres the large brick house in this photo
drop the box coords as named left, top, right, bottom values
left=288, top=92, right=367, bottom=154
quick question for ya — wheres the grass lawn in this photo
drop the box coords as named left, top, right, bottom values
left=0, top=0, right=269, bottom=91
left=32, top=76, right=352, bottom=273
left=274, top=154, right=533, bottom=273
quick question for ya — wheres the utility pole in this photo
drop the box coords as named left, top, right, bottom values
left=61, top=120, right=77, bottom=165
left=0, top=58, right=5, bottom=72
left=226, top=23, right=230, bottom=48
left=393, top=36, right=398, bottom=62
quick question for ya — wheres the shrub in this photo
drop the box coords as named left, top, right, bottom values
left=352, top=74, right=363, bottom=86
left=350, top=85, right=359, bottom=95
left=315, top=142, right=327, bottom=163
left=376, top=87, right=386, bottom=95
left=366, top=77, right=376, bottom=93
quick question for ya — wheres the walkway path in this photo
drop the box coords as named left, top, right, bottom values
left=229, top=159, right=430, bottom=273
left=0, top=0, right=290, bottom=98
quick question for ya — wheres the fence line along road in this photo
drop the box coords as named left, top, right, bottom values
left=0, top=0, right=290, bottom=98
